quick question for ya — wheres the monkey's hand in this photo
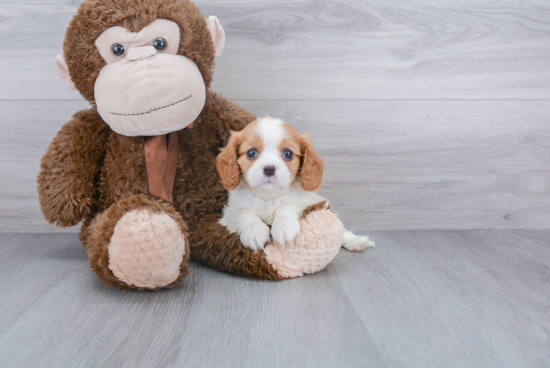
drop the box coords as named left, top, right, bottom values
left=38, top=109, right=110, bottom=227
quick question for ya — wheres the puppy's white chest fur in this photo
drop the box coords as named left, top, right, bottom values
left=219, top=183, right=322, bottom=251
left=227, top=184, right=319, bottom=226
left=252, top=195, right=284, bottom=225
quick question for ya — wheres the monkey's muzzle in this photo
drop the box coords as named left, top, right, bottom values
left=94, top=52, right=206, bottom=137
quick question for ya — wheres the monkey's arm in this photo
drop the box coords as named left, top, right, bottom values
left=189, top=203, right=344, bottom=280
left=38, top=108, right=110, bottom=227
left=189, top=214, right=283, bottom=280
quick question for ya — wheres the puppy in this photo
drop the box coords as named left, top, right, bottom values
left=216, top=117, right=375, bottom=252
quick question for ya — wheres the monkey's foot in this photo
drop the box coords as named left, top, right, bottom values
left=264, top=203, right=344, bottom=279
left=83, top=195, right=190, bottom=290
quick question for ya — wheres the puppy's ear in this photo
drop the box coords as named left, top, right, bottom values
left=216, top=131, right=242, bottom=190
left=299, top=133, right=324, bottom=192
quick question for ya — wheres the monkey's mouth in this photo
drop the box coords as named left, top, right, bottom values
left=109, top=95, right=192, bottom=116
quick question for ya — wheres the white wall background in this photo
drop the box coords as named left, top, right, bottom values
left=1, top=0, right=549, bottom=232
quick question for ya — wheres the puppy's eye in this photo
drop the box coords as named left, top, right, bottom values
left=152, top=37, right=167, bottom=52
left=246, top=148, right=258, bottom=159
left=283, top=149, right=294, bottom=160
left=112, top=44, right=126, bottom=57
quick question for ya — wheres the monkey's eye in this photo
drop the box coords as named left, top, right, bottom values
left=283, top=149, right=294, bottom=160
left=246, top=149, right=258, bottom=159
left=152, top=38, right=167, bottom=52
left=111, top=43, right=126, bottom=57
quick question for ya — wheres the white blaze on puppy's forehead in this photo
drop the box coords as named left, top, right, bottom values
left=254, top=117, right=287, bottom=150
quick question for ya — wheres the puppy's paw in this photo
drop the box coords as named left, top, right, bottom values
left=240, top=222, right=271, bottom=251
left=271, top=216, right=301, bottom=246
left=342, top=232, right=375, bottom=252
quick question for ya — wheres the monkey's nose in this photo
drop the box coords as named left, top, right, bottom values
left=127, top=46, right=157, bottom=61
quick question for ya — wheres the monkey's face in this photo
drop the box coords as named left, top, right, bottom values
left=55, top=0, right=225, bottom=137
left=93, top=19, right=206, bottom=136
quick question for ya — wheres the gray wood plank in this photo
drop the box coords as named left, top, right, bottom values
left=0, top=233, right=386, bottom=368
left=1, top=99, right=548, bottom=232
left=170, top=266, right=385, bottom=368
left=1, top=0, right=550, bottom=100
left=0, top=236, right=200, bottom=368
left=330, top=230, right=550, bottom=368
left=511, top=230, right=550, bottom=248
left=0, top=233, right=85, bottom=332
left=0, top=232, right=548, bottom=368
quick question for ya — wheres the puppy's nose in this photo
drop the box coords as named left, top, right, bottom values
left=127, top=46, right=157, bottom=61
left=263, top=165, right=276, bottom=177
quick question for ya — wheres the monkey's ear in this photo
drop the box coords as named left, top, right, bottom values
left=206, top=16, right=225, bottom=58
left=55, top=55, right=77, bottom=90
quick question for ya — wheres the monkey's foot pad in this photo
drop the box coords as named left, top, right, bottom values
left=108, top=209, right=187, bottom=289
left=264, top=208, right=344, bottom=279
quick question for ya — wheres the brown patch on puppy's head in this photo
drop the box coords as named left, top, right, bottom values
left=63, top=0, right=217, bottom=103
left=216, top=120, right=262, bottom=190
left=216, top=130, right=244, bottom=191
left=298, top=132, right=324, bottom=192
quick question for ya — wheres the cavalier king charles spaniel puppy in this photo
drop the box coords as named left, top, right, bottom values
left=216, top=117, right=375, bottom=252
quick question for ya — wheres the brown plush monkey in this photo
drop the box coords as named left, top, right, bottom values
left=38, top=0, right=344, bottom=290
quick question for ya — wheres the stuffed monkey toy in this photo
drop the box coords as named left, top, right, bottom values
left=38, top=0, right=344, bottom=290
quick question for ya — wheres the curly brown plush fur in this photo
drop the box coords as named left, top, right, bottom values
left=189, top=213, right=283, bottom=280
left=38, top=110, right=110, bottom=227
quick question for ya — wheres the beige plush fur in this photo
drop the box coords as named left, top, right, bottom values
left=264, top=206, right=344, bottom=278
left=108, top=209, right=187, bottom=288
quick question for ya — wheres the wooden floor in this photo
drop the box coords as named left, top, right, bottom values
left=0, top=231, right=548, bottom=368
